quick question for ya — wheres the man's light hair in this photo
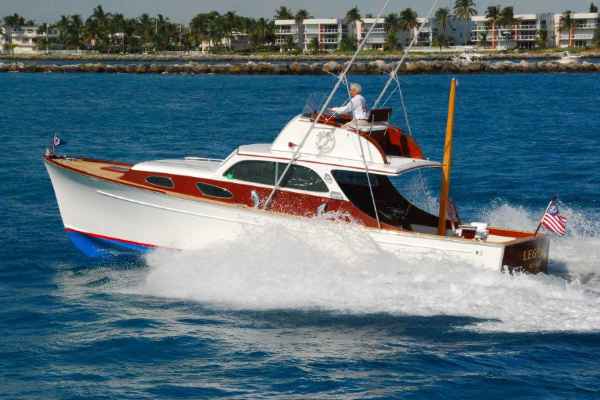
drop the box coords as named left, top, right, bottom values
left=350, top=83, right=362, bottom=94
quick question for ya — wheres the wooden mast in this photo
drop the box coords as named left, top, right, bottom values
left=438, top=78, right=457, bottom=236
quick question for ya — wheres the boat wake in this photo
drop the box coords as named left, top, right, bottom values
left=131, top=202, right=600, bottom=333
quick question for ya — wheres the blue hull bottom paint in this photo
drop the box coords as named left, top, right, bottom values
left=66, top=230, right=151, bottom=257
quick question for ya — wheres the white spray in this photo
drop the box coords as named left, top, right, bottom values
left=134, top=203, right=600, bottom=333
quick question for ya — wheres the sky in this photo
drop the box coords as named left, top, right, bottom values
left=0, top=1, right=595, bottom=23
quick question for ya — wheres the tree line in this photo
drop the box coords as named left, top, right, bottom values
left=2, top=2, right=600, bottom=54
left=2, top=6, right=280, bottom=53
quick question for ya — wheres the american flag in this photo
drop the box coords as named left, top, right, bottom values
left=541, top=200, right=567, bottom=236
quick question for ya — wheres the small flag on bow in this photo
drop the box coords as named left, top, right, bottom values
left=537, top=199, right=567, bottom=236
left=52, top=134, right=66, bottom=148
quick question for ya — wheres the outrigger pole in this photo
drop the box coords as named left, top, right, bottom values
left=262, top=0, right=392, bottom=210
left=438, top=78, right=457, bottom=236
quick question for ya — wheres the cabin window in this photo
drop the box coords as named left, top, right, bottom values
left=225, top=160, right=276, bottom=185
left=332, top=170, right=382, bottom=188
left=332, top=169, right=441, bottom=231
left=276, top=163, right=328, bottom=192
left=196, top=182, right=233, bottom=199
left=225, top=160, right=328, bottom=193
left=146, top=176, right=174, bottom=188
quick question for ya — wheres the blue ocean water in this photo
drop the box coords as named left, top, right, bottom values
left=1, top=72, right=600, bottom=399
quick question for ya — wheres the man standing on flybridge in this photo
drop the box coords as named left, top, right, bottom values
left=331, top=83, right=369, bottom=122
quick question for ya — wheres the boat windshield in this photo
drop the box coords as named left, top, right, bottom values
left=302, top=93, right=325, bottom=117
left=332, top=168, right=446, bottom=232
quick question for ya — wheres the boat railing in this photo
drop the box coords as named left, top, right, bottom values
left=184, top=157, right=224, bottom=162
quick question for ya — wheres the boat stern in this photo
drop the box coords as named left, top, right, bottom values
left=501, top=234, right=550, bottom=274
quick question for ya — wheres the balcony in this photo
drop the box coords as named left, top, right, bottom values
left=363, top=37, right=386, bottom=44
left=560, top=33, right=594, bottom=40
left=516, top=35, right=536, bottom=41
left=363, top=28, right=386, bottom=34
left=515, top=25, right=537, bottom=31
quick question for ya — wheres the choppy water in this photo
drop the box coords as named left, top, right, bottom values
left=1, top=73, right=600, bottom=398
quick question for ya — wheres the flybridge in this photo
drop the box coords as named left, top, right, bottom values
left=268, top=115, right=427, bottom=170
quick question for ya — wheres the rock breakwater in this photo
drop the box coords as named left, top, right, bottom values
left=2, top=60, right=599, bottom=75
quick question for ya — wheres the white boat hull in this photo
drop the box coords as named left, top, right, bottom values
left=45, top=160, right=520, bottom=271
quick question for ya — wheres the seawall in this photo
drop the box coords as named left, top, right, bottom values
left=2, top=60, right=600, bottom=75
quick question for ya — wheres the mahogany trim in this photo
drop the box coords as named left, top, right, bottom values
left=45, top=155, right=166, bottom=195
left=488, top=227, right=535, bottom=239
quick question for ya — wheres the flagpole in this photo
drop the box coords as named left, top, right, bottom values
left=534, top=198, right=555, bottom=235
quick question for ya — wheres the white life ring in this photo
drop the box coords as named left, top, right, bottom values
left=315, top=130, right=335, bottom=153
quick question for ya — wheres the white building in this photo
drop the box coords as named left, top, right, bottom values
left=431, top=16, right=473, bottom=46
left=354, top=18, right=386, bottom=50
left=3, top=25, right=58, bottom=54
left=303, top=18, right=345, bottom=51
left=414, top=17, right=433, bottom=47
left=200, top=31, right=251, bottom=53
left=471, top=14, right=555, bottom=50
left=554, top=12, right=598, bottom=48
left=274, top=19, right=303, bottom=49
left=0, top=26, right=6, bottom=53
left=10, top=26, right=43, bottom=54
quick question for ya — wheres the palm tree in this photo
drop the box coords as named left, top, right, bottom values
left=69, top=15, right=84, bottom=49
left=479, top=30, right=488, bottom=47
left=109, top=13, right=128, bottom=52
left=453, top=0, right=477, bottom=44
left=85, top=5, right=111, bottom=51
left=3, top=13, right=26, bottom=27
left=537, top=28, right=548, bottom=49
left=308, top=37, right=319, bottom=53
left=499, top=6, right=517, bottom=49
left=561, top=11, right=575, bottom=48
left=294, top=10, right=311, bottom=50
left=153, top=14, right=173, bottom=51
left=593, top=25, right=600, bottom=48
left=138, top=13, right=155, bottom=52
left=384, top=13, right=401, bottom=50
left=56, top=15, right=70, bottom=47
left=345, top=7, right=361, bottom=24
left=249, top=18, right=273, bottom=49
left=36, top=23, right=51, bottom=52
left=485, top=5, right=501, bottom=49
left=295, top=9, right=310, bottom=23
left=274, top=6, right=294, bottom=20
left=434, top=8, right=450, bottom=49
left=55, top=14, right=84, bottom=50
left=399, top=8, right=418, bottom=46
left=344, top=7, right=361, bottom=50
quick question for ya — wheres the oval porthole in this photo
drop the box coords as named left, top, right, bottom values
left=146, top=176, right=174, bottom=189
left=196, top=182, right=233, bottom=199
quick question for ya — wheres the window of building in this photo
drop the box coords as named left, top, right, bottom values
left=224, top=160, right=328, bottom=192
left=196, top=182, right=233, bottom=199
left=146, top=176, right=174, bottom=188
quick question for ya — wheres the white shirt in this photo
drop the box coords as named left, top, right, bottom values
left=331, top=94, right=369, bottom=120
